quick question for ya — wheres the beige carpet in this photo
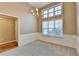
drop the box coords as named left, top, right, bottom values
left=0, top=40, right=78, bottom=56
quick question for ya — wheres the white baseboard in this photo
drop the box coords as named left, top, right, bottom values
left=0, top=40, right=17, bottom=45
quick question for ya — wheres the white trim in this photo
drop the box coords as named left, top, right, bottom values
left=76, top=48, right=79, bottom=55
left=0, top=13, right=18, bottom=18
left=0, top=40, right=17, bottom=45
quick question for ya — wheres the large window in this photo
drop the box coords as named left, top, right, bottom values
left=42, top=3, right=63, bottom=37
left=42, top=3, right=62, bottom=18
left=42, top=19, right=63, bottom=37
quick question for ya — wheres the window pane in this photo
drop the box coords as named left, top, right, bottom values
left=58, top=10, right=62, bottom=15
left=49, top=8, right=54, bottom=17
left=42, top=29, right=48, bottom=35
left=55, top=5, right=62, bottom=11
left=55, top=11, right=58, bottom=15
left=55, top=19, right=63, bottom=36
left=49, top=29, right=56, bottom=36
left=55, top=20, right=63, bottom=28
left=44, top=10, right=48, bottom=14
left=43, top=14, right=48, bottom=18
left=42, top=21, right=48, bottom=28
left=49, top=21, right=54, bottom=28
left=49, top=8, right=54, bottom=13
left=55, top=29, right=63, bottom=36
left=49, top=12, right=54, bottom=16
left=55, top=10, right=62, bottom=15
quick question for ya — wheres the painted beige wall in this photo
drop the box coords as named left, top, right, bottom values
left=36, top=9, right=42, bottom=32
left=37, top=2, right=77, bottom=35
left=63, top=2, right=76, bottom=34
left=0, top=16, right=17, bottom=43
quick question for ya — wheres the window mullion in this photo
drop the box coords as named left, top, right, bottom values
left=48, top=10, right=49, bottom=35
left=53, top=7, right=55, bottom=16
left=54, top=20, right=55, bottom=36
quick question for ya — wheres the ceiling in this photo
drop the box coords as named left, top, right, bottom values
left=28, top=2, right=51, bottom=8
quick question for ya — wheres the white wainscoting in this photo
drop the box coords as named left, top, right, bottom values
left=18, top=33, right=79, bottom=54
left=76, top=37, right=79, bottom=54
left=37, top=33, right=77, bottom=48
left=18, top=33, right=38, bottom=46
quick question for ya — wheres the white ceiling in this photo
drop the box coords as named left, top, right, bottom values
left=28, top=2, right=51, bottom=8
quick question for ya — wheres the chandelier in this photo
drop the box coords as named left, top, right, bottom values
left=31, top=8, right=39, bottom=16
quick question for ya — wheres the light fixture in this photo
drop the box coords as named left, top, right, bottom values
left=31, top=8, right=39, bottom=16
left=36, top=8, right=38, bottom=11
